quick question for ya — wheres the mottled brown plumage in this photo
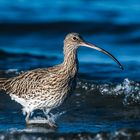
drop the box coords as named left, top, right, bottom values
left=0, top=33, right=123, bottom=127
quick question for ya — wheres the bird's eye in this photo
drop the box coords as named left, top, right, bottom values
left=73, top=37, right=77, bottom=41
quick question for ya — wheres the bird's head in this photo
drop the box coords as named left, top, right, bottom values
left=64, top=32, right=84, bottom=48
left=64, top=32, right=123, bottom=70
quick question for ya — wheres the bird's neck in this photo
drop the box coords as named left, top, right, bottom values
left=63, top=45, right=79, bottom=74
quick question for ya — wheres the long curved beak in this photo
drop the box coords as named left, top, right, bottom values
left=80, top=42, right=124, bottom=70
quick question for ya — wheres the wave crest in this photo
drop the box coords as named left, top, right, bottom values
left=77, top=78, right=140, bottom=105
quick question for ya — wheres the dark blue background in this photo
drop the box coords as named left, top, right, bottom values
left=0, top=0, right=140, bottom=136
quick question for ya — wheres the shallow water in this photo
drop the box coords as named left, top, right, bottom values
left=0, top=0, right=140, bottom=139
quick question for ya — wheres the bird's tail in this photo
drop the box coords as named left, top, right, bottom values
left=0, top=78, right=8, bottom=90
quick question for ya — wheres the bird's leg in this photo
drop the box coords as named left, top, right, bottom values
left=43, top=108, right=51, bottom=117
left=43, top=108, right=50, bottom=120
left=25, top=112, right=31, bottom=124
left=43, top=108, right=57, bottom=128
left=43, top=108, right=52, bottom=120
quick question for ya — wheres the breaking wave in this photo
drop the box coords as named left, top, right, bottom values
left=77, top=78, right=140, bottom=105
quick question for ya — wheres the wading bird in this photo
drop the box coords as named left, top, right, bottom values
left=0, top=33, right=123, bottom=127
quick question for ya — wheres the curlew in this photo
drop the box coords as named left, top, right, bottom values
left=0, top=33, right=123, bottom=127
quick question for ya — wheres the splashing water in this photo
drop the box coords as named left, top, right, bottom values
left=26, top=111, right=66, bottom=126
left=77, top=78, right=140, bottom=105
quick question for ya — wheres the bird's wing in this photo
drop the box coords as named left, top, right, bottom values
left=3, top=67, right=60, bottom=98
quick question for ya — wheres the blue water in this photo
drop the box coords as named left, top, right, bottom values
left=0, top=0, right=140, bottom=139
